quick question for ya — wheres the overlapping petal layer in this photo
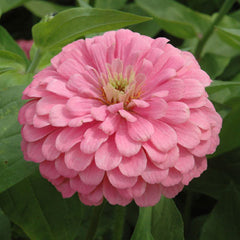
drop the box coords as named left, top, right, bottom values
left=19, top=29, right=222, bottom=207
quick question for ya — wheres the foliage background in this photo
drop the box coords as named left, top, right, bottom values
left=0, top=0, right=240, bottom=239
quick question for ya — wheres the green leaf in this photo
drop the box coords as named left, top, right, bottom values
left=216, top=27, right=240, bottom=50
left=215, top=104, right=240, bottom=155
left=151, top=197, right=184, bottom=240
left=131, top=207, right=154, bottom=240
left=0, top=86, right=36, bottom=192
left=200, top=185, right=240, bottom=240
left=188, top=148, right=240, bottom=200
left=24, top=1, right=71, bottom=18
left=131, top=197, right=184, bottom=240
left=76, top=0, right=92, bottom=8
left=123, top=3, right=161, bottom=37
left=0, top=26, right=28, bottom=63
left=94, top=0, right=127, bottom=9
left=32, top=8, right=151, bottom=50
left=0, top=0, right=29, bottom=16
left=0, top=209, right=11, bottom=240
left=206, top=80, right=240, bottom=104
left=0, top=173, right=83, bottom=240
left=136, top=0, right=210, bottom=39
left=200, top=53, right=231, bottom=79
left=0, top=71, right=32, bottom=89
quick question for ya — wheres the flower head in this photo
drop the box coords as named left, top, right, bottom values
left=18, top=29, right=222, bottom=207
left=17, top=39, right=33, bottom=59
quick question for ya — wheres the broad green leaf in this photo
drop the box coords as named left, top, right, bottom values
left=0, top=26, right=28, bottom=63
left=24, top=1, right=71, bottom=18
left=32, top=8, right=151, bottom=50
left=0, top=0, right=29, bottom=16
left=76, top=0, right=91, bottom=8
left=187, top=215, right=208, bottom=240
left=215, top=104, right=240, bottom=155
left=136, top=0, right=210, bottom=39
left=206, top=80, right=240, bottom=105
left=0, top=71, right=32, bottom=89
left=95, top=0, right=127, bottom=9
left=131, top=197, right=184, bottom=240
left=123, top=3, right=161, bottom=37
left=200, top=53, right=231, bottom=79
left=151, top=197, right=184, bottom=240
left=0, top=209, right=11, bottom=240
left=187, top=168, right=231, bottom=199
left=200, top=185, right=240, bottom=240
left=216, top=27, right=240, bottom=50
left=0, top=173, right=83, bottom=240
left=0, top=86, right=36, bottom=192
left=0, top=50, right=27, bottom=72
left=131, top=207, right=154, bottom=240
left=188, top=148, right=240, bottom=199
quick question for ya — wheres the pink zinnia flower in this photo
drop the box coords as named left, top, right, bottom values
left=18, top=29, right=222, bottom=207
left=17, top=39, right=33, bottom=59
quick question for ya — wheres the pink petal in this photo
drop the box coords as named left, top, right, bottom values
left=23, top=101, right=37, bottom=125
left=33, top=115, right=50, bottom=128
left=190, top=109, right=210, bottom=131
left=66, top=96, right=101, bottom=116
left=95, top=137, right=122, bottom=171
left=152, top=146, right=179, bottom=169
left=67, top=74, right=100, bottom=98
left=135, top=184, right=161, bottom=207
left=127, top=116, right=154, bottom=142
left=49, top=104, right=73, bottom=127
left=158, top=78, right=184, bottom=101
left=119, top=109, right=137, bottom=122
left=182, top=79, right=204, bottom=99
left=64, top=145, right=93, bottom=171
left=161, top=168, right=182, bottom=187
left=189, top=139, right=212, bottom=157
left=98, top=113, right=121, bottom=135
left=141, top=162, right=169, bottom=184
left=160, top=183, right=184, bottom=198
left=55, top=126, right=87, bottom=152
left=80, top=125, right=108, bottom=154
left=46, top=79, right=74, bottom=98
left=150, top=121, right=177, bottom=152
left=174, top=148, right=195, bottom=173
left=107, top=168, right=137, bottom=189
left=55, top=156, right=78, bottom=178
left=115, top=121, right=141, bottom=157
left=70, top=176, right=96, bottom=194
left=22, top=125, right=54, bottom=142
left=135, top=98, right=167, bottom=120
left=80, top=161, right=105, bottom=185
left=119, top=149, right=147, bottom=177
left=79, top=185, right=103, bottom=206
left=103, top=177, right=132, bottom=206
left=26, top=140, right=45, bottom=163
left=39, top=160, right=60, bottom=179
left=36, top=95, right=67, bottom=116
left=162, top=102, right=190, bottom=124
left=42, top=130, right=61, bottom=161
left=118, top=178, right=146, bottom=199
left=55, top=180, right=75, bottom=198
left=91, top=105, right=107, bottom=121
left=174, top=122, right=201, bottom=149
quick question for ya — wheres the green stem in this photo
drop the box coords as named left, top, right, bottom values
left=26, top=49, right=42, bottom=74
left=194, top=0, right=236, bottom=59
left=85, top=202, right=106, bottom=240
left=113, top=206, right=126, bottom=240
left=131, top=207, right=153, bottom=240
left=183, top=191, right=193, bottom=235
